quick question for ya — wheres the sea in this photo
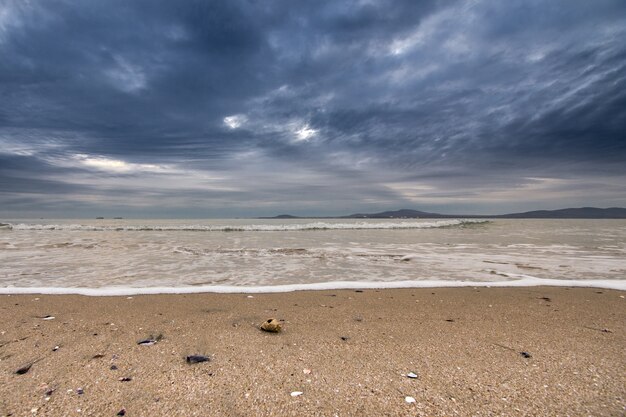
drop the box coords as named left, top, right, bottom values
left=0, top=218, right=625, bottom=295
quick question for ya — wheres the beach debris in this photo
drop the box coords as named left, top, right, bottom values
left=290, top=391, right=303, bottom=397
left=539, top=297, right=552, bottom=302
left=494, top=343, right=532, bottom=359
left=260, top=318, right=282, bottom=333
left=91, top=354, right=105, bottom=359
left=119, top=377, right=132, bottom=382
left=303, top=368, right=311, bottom=375
left=340, top=336, right=350, bottom=341
left=406, top=372, right=418, bottom=379
left=45, top=388, right=55, bottom=397
left=76, top=388, right=84, bottom=395
left=405, top=396, right=416, bottom=404
left=117, top=409, right=126, bottom=416
left=186, top=355, right=210, bottom=364
left=247, top=295, right=254, bottom=298
left=52, top=345, right=60, bottom=351
left=15, top=362, right=34, bottom=375
left=445, top=319, right=455, bottom=322
left=41, top=315, right=55, bottom=321
left=110, top=365, right=118, bottom=370
left=137, top=333, right=163, bottom=346
left=355, top=290, right=364, bottom=293
left=583, top=325, right=613, bottom=333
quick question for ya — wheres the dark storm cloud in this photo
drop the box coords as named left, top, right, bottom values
left=0, top=0, right=625, bottom=217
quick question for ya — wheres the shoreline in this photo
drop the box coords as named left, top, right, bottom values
left=1, top=286, right=624, bottom=416
left=1, top=278, right=625, bottom=296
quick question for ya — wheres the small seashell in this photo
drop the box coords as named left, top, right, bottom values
left=290, top=391, right=303, bottom=397
left=405, top=396, right=416, bottom=404
left=407, top=372, right=418, bottom=379
left=42, top=315, right=55, bottom=320
left=260, top=318, right=282, bottom=333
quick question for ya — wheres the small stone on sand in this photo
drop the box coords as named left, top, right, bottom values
left=405, top=396, right=416, bottom=404
left=186, top=355, right=210, bottom=364
left=15, top=362, right=33, bottom=375
left=291, top=391, right=303, bottom=397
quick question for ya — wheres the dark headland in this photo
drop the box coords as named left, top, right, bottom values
left=260, top=207, right=626, bottom=219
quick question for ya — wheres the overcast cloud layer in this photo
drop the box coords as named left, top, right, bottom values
left=1, top=0, right=625, bottom=217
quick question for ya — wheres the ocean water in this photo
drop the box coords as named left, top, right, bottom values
left=0, top=218, right=625, bottom=294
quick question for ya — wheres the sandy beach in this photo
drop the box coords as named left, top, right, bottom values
left=0, top=287, right=624, bottom=416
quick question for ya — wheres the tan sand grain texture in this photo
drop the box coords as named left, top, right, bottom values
left=0, top=287, right=624, bottom=416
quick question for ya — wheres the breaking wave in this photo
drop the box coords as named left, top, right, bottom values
left=1, top=219, right=489, bottom=232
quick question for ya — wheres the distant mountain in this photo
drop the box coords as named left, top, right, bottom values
left=258, top=214, right=300, bottom=219
left=342, top=209, right=447, bottom=218
left=497, top=207, right=626, bottom=219
left=260, top=207, right=626, bottom=219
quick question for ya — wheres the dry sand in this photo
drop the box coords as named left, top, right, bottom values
left=0, top=287, right=624, bottom=416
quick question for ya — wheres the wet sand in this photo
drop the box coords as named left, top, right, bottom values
left=0, top=287, right=624, bottom=416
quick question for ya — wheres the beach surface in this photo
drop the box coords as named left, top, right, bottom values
left=0, top=287, right=624, bottom=416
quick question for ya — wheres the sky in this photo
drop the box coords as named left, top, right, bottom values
left=1, top=0, right=625, bottom=218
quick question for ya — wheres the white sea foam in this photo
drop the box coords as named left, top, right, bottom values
left=0, top=278, right=624, bottom=296
left=3, top=219, right=487, bottom=232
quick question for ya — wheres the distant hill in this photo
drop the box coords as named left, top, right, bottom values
left=497, top=207, right=626, bottom=219
left=258, top=214, right=300, bottom=219
left=260, top=207, right=626, bottom=219
left=342, top=209, right=447, bottom=218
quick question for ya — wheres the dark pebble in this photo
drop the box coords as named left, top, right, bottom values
left=354, top=290, right=364, bottom=293
left=445, top=319, right=455, bottom=322
left=520, top=351, right=532, bottom=358
left=340, top=336, right=350, bottom=341
left=110, top=365, right=118, bottom=370
left=186, top=355, right=210, bottom=364
left=117, top=409, right=126, bottom=416
left=77, top=388, right=84, bottom=395
left=119, top=377, right=132, bottom=382
left=15, top=363, right=33, bottom=375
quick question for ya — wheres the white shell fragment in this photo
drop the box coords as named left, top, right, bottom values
left=290, top=391, right=303, bottom=397
left=407, top=372, right=418, bottom=379
left=405, top=396, right=416, bottom=404
left=42, top=316, right=55, bottom=320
